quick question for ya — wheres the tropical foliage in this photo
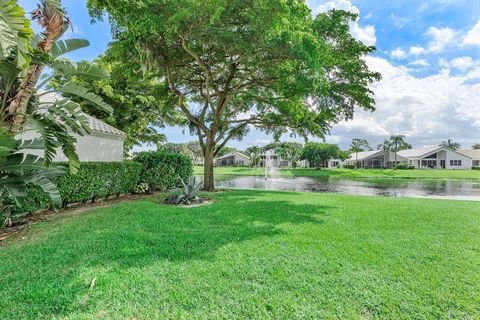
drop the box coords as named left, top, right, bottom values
left=440, top=139, right=461, bottom=151
left=163, top=176, right=204, bottom=205
left=55, top=55, right=172, bottom=152
left=387, top=135, right=412, bottom=169
left=300, top=142, right=342, bottom=168
left=0, top=0, right=112, bottom=225
left=0, top=128, right=63, bottom=226
left=87, top=0, right=381, bottom=190
left=350, top=138, right=372, bottom=168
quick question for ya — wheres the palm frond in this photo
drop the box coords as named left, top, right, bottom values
left=50, top=59, right=109, bottom=80
left=50, top=38, right=89, bottom=57
left=57, top=81, right=112, bottom=113
left=0, top=0, right=33, bottom=67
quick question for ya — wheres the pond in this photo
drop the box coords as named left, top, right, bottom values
left=213, top=175, right=480, bottom=201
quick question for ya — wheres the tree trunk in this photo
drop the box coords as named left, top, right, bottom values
left=7, top=64, right=45, bottom=134
left=203, top=148, right=215, bottom=191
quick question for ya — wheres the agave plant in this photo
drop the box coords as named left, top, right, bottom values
left=0, top=127, right=63, bottom=226
left=163, top=176, right=204, bottom=205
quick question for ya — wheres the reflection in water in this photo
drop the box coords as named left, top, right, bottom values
left=213, top=175, right=480, bottom=201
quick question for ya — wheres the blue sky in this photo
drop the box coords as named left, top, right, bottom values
left=20, top=0, right=480, bottom=150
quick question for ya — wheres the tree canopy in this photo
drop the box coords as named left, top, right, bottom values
left=300, top=142, right=342, bottom=167
left=87, top=0, right=381, bottom=190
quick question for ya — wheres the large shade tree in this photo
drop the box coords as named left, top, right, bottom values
left=88, top=0, right=381, bottom=190
left=300, top=142, right=341, bottom=168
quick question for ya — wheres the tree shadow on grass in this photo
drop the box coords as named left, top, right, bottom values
left=0, top=190, right=337, bottom=318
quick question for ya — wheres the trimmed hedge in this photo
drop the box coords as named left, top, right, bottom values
left=14, top=161, right=143, bottom=214
left=473, top=166, right=480, bottom=171
left=8, top=154, right=193, bottom=221
left=343, top=164, right=356, bottom=169
left=134, top=151, right=193, bottom=192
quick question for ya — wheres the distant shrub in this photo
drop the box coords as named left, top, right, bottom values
left=473, top=166, right=480, bottom=171
left=396, top=163, right=415, bottom=170
left=134, top=151, right=193, bottom=192
left=343, top=164, right=356, bottom=169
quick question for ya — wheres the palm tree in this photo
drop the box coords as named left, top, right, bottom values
left=7, top=0, right=69, bottom=134
left=377, top=139, right=391, bottom=168
left=0, top=0, right=112, bottom=224
left=440, top=139, right=461, bottom=150
left=350, top=138, right=371, bottom=169
left=388, top=135, right=412, bottom=169
left=1, top=1, right=112, bottom=173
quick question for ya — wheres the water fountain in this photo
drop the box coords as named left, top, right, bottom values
left=264, top=149, right=278, bottom=180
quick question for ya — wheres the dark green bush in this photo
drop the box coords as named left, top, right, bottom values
left=473, top=166, right=480, bottom=171
left=343, top=164, right=356, bottom=169
left=134, top=151, right=193, bottom=192
left=396, top=163, right=415, bottom=170
left=13, top=161, right=143, bottom=214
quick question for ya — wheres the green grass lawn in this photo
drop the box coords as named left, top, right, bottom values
left=195, top=166, right=480, bottom=179
left=1, top=191, right=479, bottom=319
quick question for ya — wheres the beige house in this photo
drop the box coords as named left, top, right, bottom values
left=458, top=149, right=480, bottom=167
left=398, top=146, right=472, bottom=169
left=215, top=151, right=251, bottom=167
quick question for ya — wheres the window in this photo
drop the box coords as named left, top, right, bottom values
left=450, top=160, right=462, bottom=166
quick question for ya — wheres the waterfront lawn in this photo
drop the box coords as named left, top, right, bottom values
left=1, top=190, right=479, bottom=319
left=195, top=166, right=480, bottom=179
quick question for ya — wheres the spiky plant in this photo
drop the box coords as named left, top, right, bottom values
left=163, top=176, right=204, bottom=205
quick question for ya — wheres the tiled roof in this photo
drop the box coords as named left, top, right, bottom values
left=458, top=149, right=480, bottom=160
left=85, top=114, right=125, bottom=137
left=39, top=92, right=125, bottom=138
left=348, top=150, right=383, bottom=161
left=397, top=146, right=440, bottom=158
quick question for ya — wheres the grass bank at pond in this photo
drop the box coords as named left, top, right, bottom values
left=1, top=190, right=479, bottom=318
left=195, top=166, right=480, bottom=179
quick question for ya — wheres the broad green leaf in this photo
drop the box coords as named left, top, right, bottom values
left=1, top=153, right=45, bottom=172
left=0, top=0, right=33, bottom=67
left=50, top=59, right=109, bottom=80
left=51, top=39, right=90, bottom=58
left=57, top=82, right=113, bottom=113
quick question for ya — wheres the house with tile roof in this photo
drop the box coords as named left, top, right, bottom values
left=17, top=93, right=126, bottom=162
left=398, top=146, right=472, bottom=169
left=458, top=149, right=480, bottom=167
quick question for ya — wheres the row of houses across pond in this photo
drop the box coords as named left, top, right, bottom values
left=215, top=146, right=480, bottom=170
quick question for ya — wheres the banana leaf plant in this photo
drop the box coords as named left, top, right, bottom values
left=0, top=127, right=64, bottom=227
left=1, top=0, right=112, bottom=174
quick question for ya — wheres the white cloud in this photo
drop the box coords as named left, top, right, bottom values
left=389, top=13, right=410, bottom=29
left=316, top=0, right=376, bottom=46
left=390, top=47, right=407, bottom=59
left=406, top=27, right=458, bottom=57
left=463, top=20, right=480, bottom=46
left=331, top=56, right=480, bottom=147
left=409, top=59, right=430, bottom=67
left=409, top=46, right=427, bottom=56
left=450, top=56, right=474, bottom=69
left=336, top=116, right=390, bottom=136
left=426, top=27, right=457, bottom=53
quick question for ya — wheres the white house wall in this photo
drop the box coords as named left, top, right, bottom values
left=18, top=131, right=125, bottom=162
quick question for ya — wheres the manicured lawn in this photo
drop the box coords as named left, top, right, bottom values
left=1, top=191, right=479, bottom=319
left=195, top=166, right=480, bottom=179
